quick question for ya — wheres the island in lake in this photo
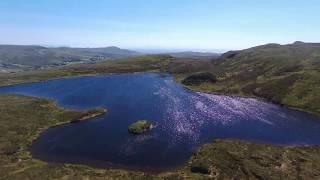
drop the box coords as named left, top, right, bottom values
left=128, top=120, right=153, bottom=134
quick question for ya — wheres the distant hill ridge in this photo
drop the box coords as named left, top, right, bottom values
left=169, top=51, right=220, bottom=59
left=0, top=45, right=139, bottom=71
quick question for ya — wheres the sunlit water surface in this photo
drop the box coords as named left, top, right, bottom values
left=1, top=73, right=320, bottom=171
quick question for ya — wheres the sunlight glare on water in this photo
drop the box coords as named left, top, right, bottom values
left=0, top=73, right=320, bottom=171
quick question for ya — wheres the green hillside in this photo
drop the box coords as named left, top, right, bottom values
left=181, top=42, right=320, bottom=114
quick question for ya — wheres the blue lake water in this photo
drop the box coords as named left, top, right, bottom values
left=1, top=73, right=320, bottom=172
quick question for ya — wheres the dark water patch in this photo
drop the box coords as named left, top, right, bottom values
left=0, top=73, right=320, bottom=172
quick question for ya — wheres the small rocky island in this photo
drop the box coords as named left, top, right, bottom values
left=128, top=120, right=153, bottom=134
left=182, top=72, right=217, bottom=85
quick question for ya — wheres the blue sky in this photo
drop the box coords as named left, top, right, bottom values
left=0, top=0, right=319, bottom=51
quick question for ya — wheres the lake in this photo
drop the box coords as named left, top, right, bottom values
left=1, top=73, right=320, bottom=172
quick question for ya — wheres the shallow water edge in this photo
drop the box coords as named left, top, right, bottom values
left=1, top=73, right=320, bottom=173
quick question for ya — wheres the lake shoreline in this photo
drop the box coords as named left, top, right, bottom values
left=2, top=75, right=320, bottom=179
left=174, top=76, right=320, bottom=118
left=1, top=71, right=319, bottom=117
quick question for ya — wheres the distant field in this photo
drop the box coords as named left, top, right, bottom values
left=0, top=54, right=214, bottom=87
left=0, top=45, right=139, bottom=72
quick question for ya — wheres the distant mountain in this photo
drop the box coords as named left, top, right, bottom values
left=169, top=51, right=220, bottom=59
left=0, top=45, right=139, bottom=72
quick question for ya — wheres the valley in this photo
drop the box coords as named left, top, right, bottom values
left=0, top=42, right=320, bottom=179
left=0, top=45, right=139, bottom=72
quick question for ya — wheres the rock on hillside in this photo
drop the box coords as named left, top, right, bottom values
left=182, top=72, right=217, bottom=85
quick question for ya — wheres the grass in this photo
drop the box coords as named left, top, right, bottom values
left=177, top=42, right=320, bottom=115
left=0, top=55, right=172, bottom=87
left=188, top=140, right=320, bottom=179
left=0, top=95, right=123, bottom=179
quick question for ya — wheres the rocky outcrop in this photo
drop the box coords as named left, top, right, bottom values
left=182, top=72, right=217, bottom=85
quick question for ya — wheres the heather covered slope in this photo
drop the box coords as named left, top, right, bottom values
left=183, top=42, right=320, bottom=114
left=188, top=140, right=320, bottom=179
